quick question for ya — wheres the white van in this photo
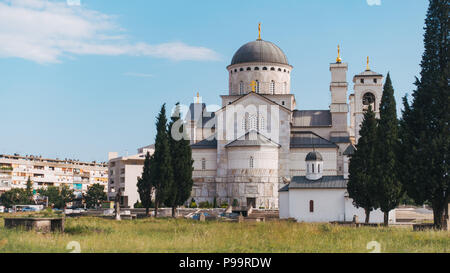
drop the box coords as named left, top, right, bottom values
left=0, top=206, right=5, bottom=213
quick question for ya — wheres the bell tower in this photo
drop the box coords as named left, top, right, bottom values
left=350, top=57, right=384, bottom=142
left=329, top=45, right=349, bottom=134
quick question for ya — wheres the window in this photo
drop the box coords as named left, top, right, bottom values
left=270, top=81, right=275, bottom=94
left=312, top=164, right=315, bottom=173
left=240, top=68, right=244, bottom=71
left=310, top=200, right=314, bottom=212
left=360, top=79, right=364, bottom=84
left=202, top=158, right=206, bottom=170
left=247, top=67, right=251, bottom=71
left=307, top=164, right=309, bottom=173
left=259, top=116, right=265, bottom=131
left=363, top=92, right=376, bottom=111
left=255, top=80, right=260, bottom=93
left=278, top=68, right=282, bottom=72
left=239, top=81, right=244, bottom=94
left=249, top=114, right=257, bottom=130
left=374, top=79, right=378, bottom=83
left=318, top=164, right=321, bottom=173
left=234, top=69, right=237, bottom=72
left=262, top=67, right=267, bottom=70
left=242, top=117, right=248, bottom=131
left=250, top=157, right=254, bottom=168
left=271, top=67, right=275, bottom=71
left=282, top=101, right=285, bottom=106
left=254, top=67, right=259, bottom=71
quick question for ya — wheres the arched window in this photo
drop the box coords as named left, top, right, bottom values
left=249, top=114, right=257, bottom=130
left=254, top=67, right=259, bottom=71
left=240, top=68, right=244, bottom=71
left=363, top=92, right=376, bottom=111
left=312, top=164, right=315, bottom=173
left=234, top=69, right=237, bottom=72
left=255, top=80, right=260, bottom=93
left=262, top=67, right=267, bottom=70
left=239, top=81, right=244, bottom=95
left=271, top=67, right=275, bottom=71
left=270, top=81, right=275, bottom=94
left=201, top=158, right=206, bottom=170
left=284, top=69, right=286, bottom=72
left=259, top=116, right=265, bottom=131
left=250, top=156, right=254, bottom=168
left=242, top=117, right=248, bottom=131
left=278, top=68, right=282, bottom=72
left=318, top=164, right=321, bottom=173
left=309, top=200, right=314, bottom=212
left=247, top=67, right=251, bottom=71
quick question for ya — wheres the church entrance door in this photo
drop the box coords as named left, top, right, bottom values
left=247, top=198, right=256, bottom=208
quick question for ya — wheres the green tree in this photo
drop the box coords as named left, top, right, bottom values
left=25, top=177, right=34, bottom=203
left=166, top=103, right=194, bottom=217
left=38, top=185, right=74, bottom=209
left=399, top=0, right=449, bottom=229
left=150, top=104, right=174, bottom=217
left=347, top=107, right=378, bottom=223
left=84, top=183, right=107, bottom=209
left=137, top=152, right=153, bottom=216
left=0, top=188, right=31, bottom=208
left=373, top=73, right=403, bottom=226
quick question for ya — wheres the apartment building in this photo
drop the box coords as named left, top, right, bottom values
left=107, top=145, right=154, bottom=208
left=0, top=154, right=108, bottom=195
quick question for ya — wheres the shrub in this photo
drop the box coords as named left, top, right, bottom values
left=232, top=199, right=239, bottom=207
left=198, top=201, right=212, bottom=208
left=134, top=201, right=144, bottom=208
left=220, top=202, right=229, bottom=208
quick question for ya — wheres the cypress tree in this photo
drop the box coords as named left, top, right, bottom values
left=150, top=104, right=174, bottom=218
left=137, top=152, right=153, bottom=216
left=399, top=0, right=449, bottom=229
left=167, top=103, right=194, bottom=218
left=348, top=106, right=378, bottom=223
left=373, top=73, right=402, bottom=226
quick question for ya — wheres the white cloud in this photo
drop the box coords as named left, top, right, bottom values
left=366, top=0, right=381, bottom=6
left=0, top=0, right=220, bottom=63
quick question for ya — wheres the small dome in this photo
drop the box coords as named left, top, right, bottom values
left=230, top=40, right=289, bottom=66
left=306, top=151, right=323, bottom=161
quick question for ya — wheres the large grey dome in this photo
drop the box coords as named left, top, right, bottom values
left=231, top=40, right=289, bottom=66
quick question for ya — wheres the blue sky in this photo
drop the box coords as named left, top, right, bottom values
left=0, top=0, right=428, bottom=162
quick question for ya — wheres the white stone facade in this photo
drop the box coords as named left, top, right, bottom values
left=188, top=37, right=384, bottom=213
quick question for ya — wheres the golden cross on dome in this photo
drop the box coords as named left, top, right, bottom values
left=366, top=56, right=370, bottom=71
left=257, top=23, right=261, bottom=41
left=336, top=45, right=342, bottom=63
left=250, top=81, right=257, bottom=92
left=196, top=92, right=200, bottom=103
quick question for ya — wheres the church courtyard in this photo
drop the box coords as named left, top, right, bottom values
left=0, top=217, right=448, bottom=253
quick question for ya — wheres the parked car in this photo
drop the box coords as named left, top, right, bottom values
left=0, top=206, right=4, bottom=213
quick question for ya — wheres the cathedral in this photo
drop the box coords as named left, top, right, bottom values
left=185, top=28, right=388, bottom=221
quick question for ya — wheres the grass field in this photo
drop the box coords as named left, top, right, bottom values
left=0, top=216, right=448, bottom=253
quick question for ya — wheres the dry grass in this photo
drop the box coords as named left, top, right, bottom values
left=0, top=216, right=448, bottom=253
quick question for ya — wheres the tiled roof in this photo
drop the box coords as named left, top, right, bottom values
left=226, top=131, right=280, bottom=148
left=288, top=176, right=348, bottom=189
left=343, top=144, right=356, bottom=156
left=290, top=132, right=338, bottom=148
left=292, top=110, right=332, bottom=127
left=191, top=137, right=217, bottom=149
left=330, top=137, right=351, bottom=143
